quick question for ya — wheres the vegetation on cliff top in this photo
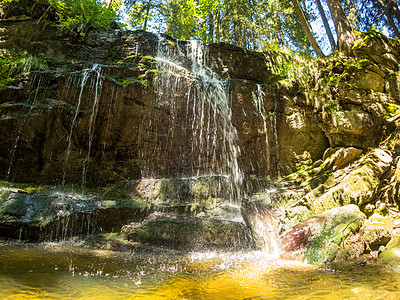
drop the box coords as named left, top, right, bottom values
left=0, top=52, right=48, bottom=89
left=3, top=0, right=399, bottom=57
left=46, top=0, right=120, bottom=36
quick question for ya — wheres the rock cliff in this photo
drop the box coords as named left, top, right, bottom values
left=2, top=0, right=400, bottom=261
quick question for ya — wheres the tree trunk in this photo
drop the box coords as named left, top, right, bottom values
left=376, top=0, right=400, bottom=38
left=386, top=0, right=400, bottom=26
left=143, top=0, right=152, bottom=32
left=208, top=13, right=214, bottom=43
left=215, top=9, right=220, bottom=42
left=326, top=0, right=356, bottom=55
left=292, top=0, right=324, bottom=57
left=316, top=0, right=336, bottom=51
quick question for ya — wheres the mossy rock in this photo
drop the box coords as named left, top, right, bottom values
left=353, top=69, right=385, bottom=92
left=122, top=214, right=253, bottom=249
left=304, top=205, right=366, bottom=264
left=379, top=237, right=400, bottom=271
left=0, top=192, right=27, bottom=216
left=309, top=148, right=392, bottom=215
left=281, top=205, right=366, bottom=264
left=361, top=213, right=393, bottom=251
left=279, top=205, right=311, bottom=234
left=126, top=177, right=234, bottom=211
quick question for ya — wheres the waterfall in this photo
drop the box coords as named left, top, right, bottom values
left=144, top=36, right=243, bottom=202
left=6, top=76, right=43, bottom=180
left=62, top=64, right=103, bottom=188
left=81, top=65, right=103, bottom=187
left=253, top=84, right=270, bottom=173
left=242, top=198, right=281, bottom=256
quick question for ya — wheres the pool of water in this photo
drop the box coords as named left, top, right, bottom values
left=1, top=242, right=400, bottom=299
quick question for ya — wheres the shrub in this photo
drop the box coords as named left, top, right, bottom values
left=47, top=0, right=121, bottom=36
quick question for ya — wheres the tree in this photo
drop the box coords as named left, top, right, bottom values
left=292, top=0, right=324, bottom=57
left=316, top=0, right=336, bottom=51
left=325, top=0, right=356, bottom=55
left=385, top=0, right=400, bottom=25
left=125, top=0, right=163, bottom=31
left=375, top=0, right=400, bottom=38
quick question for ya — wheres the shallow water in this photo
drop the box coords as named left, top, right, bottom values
left=1, top=242, right=400, bottom=299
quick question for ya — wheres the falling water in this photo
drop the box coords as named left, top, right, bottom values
left=272, top=90, right=280, bottom=177
left=62, top=64, right=103, bottom=188
left=253, top=84, right=270, bottom=172
left=81, top=65, right=103, bottom=187
left=6, top=76, right=43, bottom=179
left=242, top=198, right=281, bottom=256
left=152, top=37, right=243, bottom=202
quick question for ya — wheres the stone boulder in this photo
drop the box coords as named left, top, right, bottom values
left=0, top=187, right=152, bottom=240
left=122, top=213, right=254, bottom=249
left=320, top=106, right=382, bottom=149
left=318, top=147, right=363, bottom=174
left=361, top=213, right=393, bottom=251
left=281, top=205, right=366, bottom=264
left=379, top=237, right=400, bottom=272
left=311, top=148, right=392, bottom=214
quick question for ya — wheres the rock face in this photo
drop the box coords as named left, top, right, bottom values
left=311, top=148, right=393, bottom=214
left=361, top=213, right=393, bottom=251
left=2, top=1, right=400, bottom=256
left=0, top=187, right=152, bottom=240
left=122, top=212, right=254, bottom=249
left=0, top=3, right=330, bottom=186
left=2, top=4, right=396, bottom=187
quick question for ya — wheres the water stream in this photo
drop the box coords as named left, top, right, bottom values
left=151, top=37, right=242, bottom=202
left=6, top=76, right=43, bottom=180
left=1, top=242, right=399, bottom=299
left=253, top=84, right=270, bottom=173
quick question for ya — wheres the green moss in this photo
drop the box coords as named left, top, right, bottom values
left=0, top=193, right=27, bottom=216
left=139, top=56, right=157, bottom=69
left=353, top=27, right=385, bottom=50
left=0, top=189, right=13, bottom=207
left=184, top=203, right=203, bottom=215
left=304, top=222, right=348, bottom=264
left=114, top=198, right=152, bottom=212
left=379, top=249, right=398, bottom=264
left=104, top=181, right=129, bottom=200
left=107, top=75, right=149, bottom=87
left=0, top=52, right=48, bottom=90
left=378, top=237, right=400, bottom=270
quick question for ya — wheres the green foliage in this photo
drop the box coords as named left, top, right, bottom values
left=47, top=0, right=121, bottom=36
left=269, top=53, right=314, bottom=88
left=383, top=103, right=400, bottom=120
left=125, top=0, right=163, bottom=32
left=353, top=27, right=385, bottom=49
left=123, top=0, right=310, bottom=52
left=109, top=75, right=149, bottom=87
left=0, top=52, right=48, bottom=90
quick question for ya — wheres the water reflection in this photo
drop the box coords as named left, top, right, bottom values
left=0, top=242, right=399, bottom=299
